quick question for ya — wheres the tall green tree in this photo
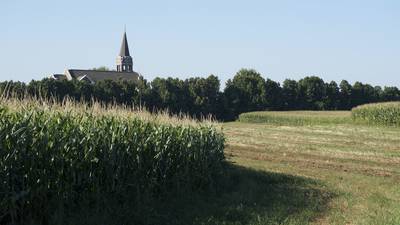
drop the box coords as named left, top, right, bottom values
left=150, top=77, right=191, bottom=114
left=348, top=82, right=381, bottom=108
left=298, top=76, right=326, bottom=109
left=324, top=81, right=340, bottom=109
left=187, top=75, right=222, bottom=118
left=282, top=79, right=299, bottom=109
left=265, top=79, right=283, bottom=109
left=382, top=86, right=400, bottom=101
left=339, top=80, right=352, bottom=109
left=224, top=69, right=266, bottom=118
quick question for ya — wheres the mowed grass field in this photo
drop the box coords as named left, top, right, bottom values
left=221, top=111, right=400, bottom=225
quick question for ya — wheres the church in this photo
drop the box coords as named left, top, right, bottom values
left=51, top=31, right=140, bottom=84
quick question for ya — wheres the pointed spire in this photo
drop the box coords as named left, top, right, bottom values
left=119, top=31, right=130, bottom=57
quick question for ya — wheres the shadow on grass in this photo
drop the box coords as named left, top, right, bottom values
left=66, top=163, right=334, bottom=225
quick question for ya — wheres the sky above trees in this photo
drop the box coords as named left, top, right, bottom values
left=1, top=0, right=400, bottom=87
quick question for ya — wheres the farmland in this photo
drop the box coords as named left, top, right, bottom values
left=0, top=98, right=225, bottom=225
left=238, top=111, right=352, bottom=126
left=1, top=98, right=400, bottom=224
left=222, top=111, right=400, bottom=224
left=352, top=102, right=400, bottom=126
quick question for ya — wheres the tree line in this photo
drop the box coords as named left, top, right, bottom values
left=1, top=68, right=399, bottom=121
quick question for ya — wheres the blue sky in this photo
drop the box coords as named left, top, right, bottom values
left=1, top=0, right=400, bottom=87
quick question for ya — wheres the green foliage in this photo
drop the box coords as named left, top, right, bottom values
left=382, top=86, right=400, bottom=101
left=282, top=79, right=299, bottom=109
left=224, top=69, right=267, bottom=118
left=324, top=81, right=340, bottom=109
left=187, top=75, right=222, bottom=117
left=351, top=102, right=400, bottom=126
left=239, top=111, right=351, bottom=126
left=298, top=76, right=326, bottom=110
left=150, top=77, right=191, bottom=113
left=265, top=78, right=282, bottom=109
left=1, top=69, right=400, bottom=121
left=0, top=99, right=225, bottom=224
left=339, top=80, right=352, bottom=109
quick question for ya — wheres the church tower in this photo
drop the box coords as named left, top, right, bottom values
left=116, top=31, right=133, bottom=72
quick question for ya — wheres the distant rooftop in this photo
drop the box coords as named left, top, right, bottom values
left=65, top=69, right=139, bottom=83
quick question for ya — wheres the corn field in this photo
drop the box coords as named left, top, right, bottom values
left=351, top=102, right=400, bottom=126
left=0, top=98, right=225, bottom=224
left=238, top=111, right=351, bottom=126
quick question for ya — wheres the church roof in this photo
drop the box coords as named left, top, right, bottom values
left=119, top=32, right=130, bottom=57
left=50, top=74, right=67, bottom=80
left=65, top=69, right=139, bottom=83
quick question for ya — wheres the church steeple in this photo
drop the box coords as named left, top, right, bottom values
left=116, top=30, right=133, bottom=72
left=119, top=31, right=130, bottom=57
